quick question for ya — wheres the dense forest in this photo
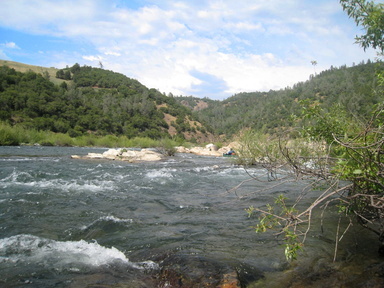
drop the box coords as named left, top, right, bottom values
left=177, top=60, right=383, bottom=137
left=0, top=63, right=214, bottom=143
left=0, top=60, right=382, bottom=145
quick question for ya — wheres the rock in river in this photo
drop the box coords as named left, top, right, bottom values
left=71, top=148, right=163, bottom=162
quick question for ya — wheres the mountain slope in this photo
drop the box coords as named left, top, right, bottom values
left=176, top=60, right=383, bottom=137
left=0, top=61, right=215, bottom=142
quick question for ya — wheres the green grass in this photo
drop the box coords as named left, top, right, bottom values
left=0, top=122, right=189, bottom=149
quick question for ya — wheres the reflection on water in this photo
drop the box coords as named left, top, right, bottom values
left=0, top=146, right=383, bottom=287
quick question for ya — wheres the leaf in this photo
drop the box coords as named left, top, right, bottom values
left=353, top=169, right=363, bottom=174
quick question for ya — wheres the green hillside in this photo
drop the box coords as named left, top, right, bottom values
left=177, top=60, right=383, bottom=137
left=1, top=59, right=382, bottom=146
left=0, top=61, right=215, bottom=144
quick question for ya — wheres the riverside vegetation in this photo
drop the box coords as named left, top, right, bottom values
left=238, top=0, right=384, bottom=263
left=0, top=0, right=383, bottom=266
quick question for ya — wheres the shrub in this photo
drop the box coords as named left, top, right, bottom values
left=96, top=135, right=119, bottom=147
left=0, top=123, right=21, bottom=145
left=156, top=138, right=177, bottom=156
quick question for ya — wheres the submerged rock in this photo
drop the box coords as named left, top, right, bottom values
left=152, top=252, right=263, bottom=288
left=71, top=148, right=163, bottom=162
left=157, top=254, right=239, bottom=287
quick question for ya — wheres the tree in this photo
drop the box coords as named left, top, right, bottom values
left=64, top=70, right=71, bottom=80
left=340, top=0, right=384, bottom=52
left=70, top=63, right=81, bottom=74
left=244, top=0, right=384, bottom=261
left=311, top=60, right=318, bottom=75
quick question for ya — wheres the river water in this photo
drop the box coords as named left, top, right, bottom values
left=0, top=146, right=383, bottom=287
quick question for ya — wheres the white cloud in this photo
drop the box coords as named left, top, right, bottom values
left=0, top=0, right=379, bottom=99
left=227, top=21, right=264, bottom=32
left=83, top=55, right=102, bottom=62
left=4, top=42, right=20, bottom=49
left=104, top=51, right=121, bottom=57
left=0, top=41, right=20, bottom=60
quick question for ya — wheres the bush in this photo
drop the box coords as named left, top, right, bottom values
left=0, top=123, right=21, bottom=145
left=73, top=135, right=96, bottom=147
left=95, top=135, right=119, bottom=147
left=156, top=138, right=177, bottom=156
left=51, top=133, right=74, bottom=146
left=128, top=137, right=158, bottom=148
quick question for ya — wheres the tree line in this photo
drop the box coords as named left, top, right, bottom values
left=177, top=60, right=382, bottom=138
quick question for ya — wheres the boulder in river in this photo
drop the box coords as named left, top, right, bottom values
left=71, top=148, right=163, bottom=162
left=175, top=142, right=241, bottom=157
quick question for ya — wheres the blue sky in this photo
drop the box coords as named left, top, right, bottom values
left=0, top=0, right=379, bottom=100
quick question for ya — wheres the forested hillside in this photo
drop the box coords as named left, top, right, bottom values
left=1, top=60, right=382, bottom=145
left=0, top=62, right=214, bottom=143
left=177, top=60, right=383, bottom=137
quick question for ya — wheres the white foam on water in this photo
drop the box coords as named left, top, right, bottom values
left=145, top=168, right=175, bottom=179
left=144, top=168, right=180, bottom=185
left=134, top=260, right=160, bottom=271
left=0, top=234, right=160, bottom=272
left=101, top=172, right=125, bottom=181
left=0, top=169, right=33, bottom=182
left=101, top=215, right=133, bottom=223
left=14, top=198, right=39, bottom=205
left=80, top=215, right=133, bottom=230
left=47, top=180, right=114, bottom=192
left=0, top=169, right=116, bottom=192
left=0, top=157, right=34, bottom=162
left=191, top=166, right=213, bottom=173
left=0, top=234, right=129, bottom=267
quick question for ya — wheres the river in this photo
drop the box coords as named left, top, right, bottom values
left=0, top=146, right=383, bottom=287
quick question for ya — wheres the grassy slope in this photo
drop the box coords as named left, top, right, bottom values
left=0, top=59, right=68, bottom=86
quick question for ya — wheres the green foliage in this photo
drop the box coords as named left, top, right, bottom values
left=236, top=129, right=328, bottom=170
left=0, top=121, right=187, bottom=149
left=245, top=92, right=384, bottom=261
left=332, top=107, right=384, bottom=194
left=243, top=98, right=384, bottom=260
left=176, top=61, right=382, bottom=138
left=95, top=134, right=120, bottom=148
left=56, top=69, right=71, bottom=80
left=283, top=229, right=303, bottom=261
left=242, top=2, right=384, bottom=261
left=298, top=100, right=362, bottom=145
left=45, top=133, right=74, bottom=146
left=156, top=138, right=178, bottom=156
left=340, top=0, right=384, bottom=52
left=1, top=60, right=381, bottom=144
left=0, top=122, right=25, bottom=145
left=253, top=204, right=280, bottom=233
left=0, top=121, right=73, bottom=146
left=247, top=195, right=302, bottom=261
left=124, top=136, right=158, bottom=148
left=0, top=63, right=212, bottom=144
left=236, top=130, right=280, bottom=165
